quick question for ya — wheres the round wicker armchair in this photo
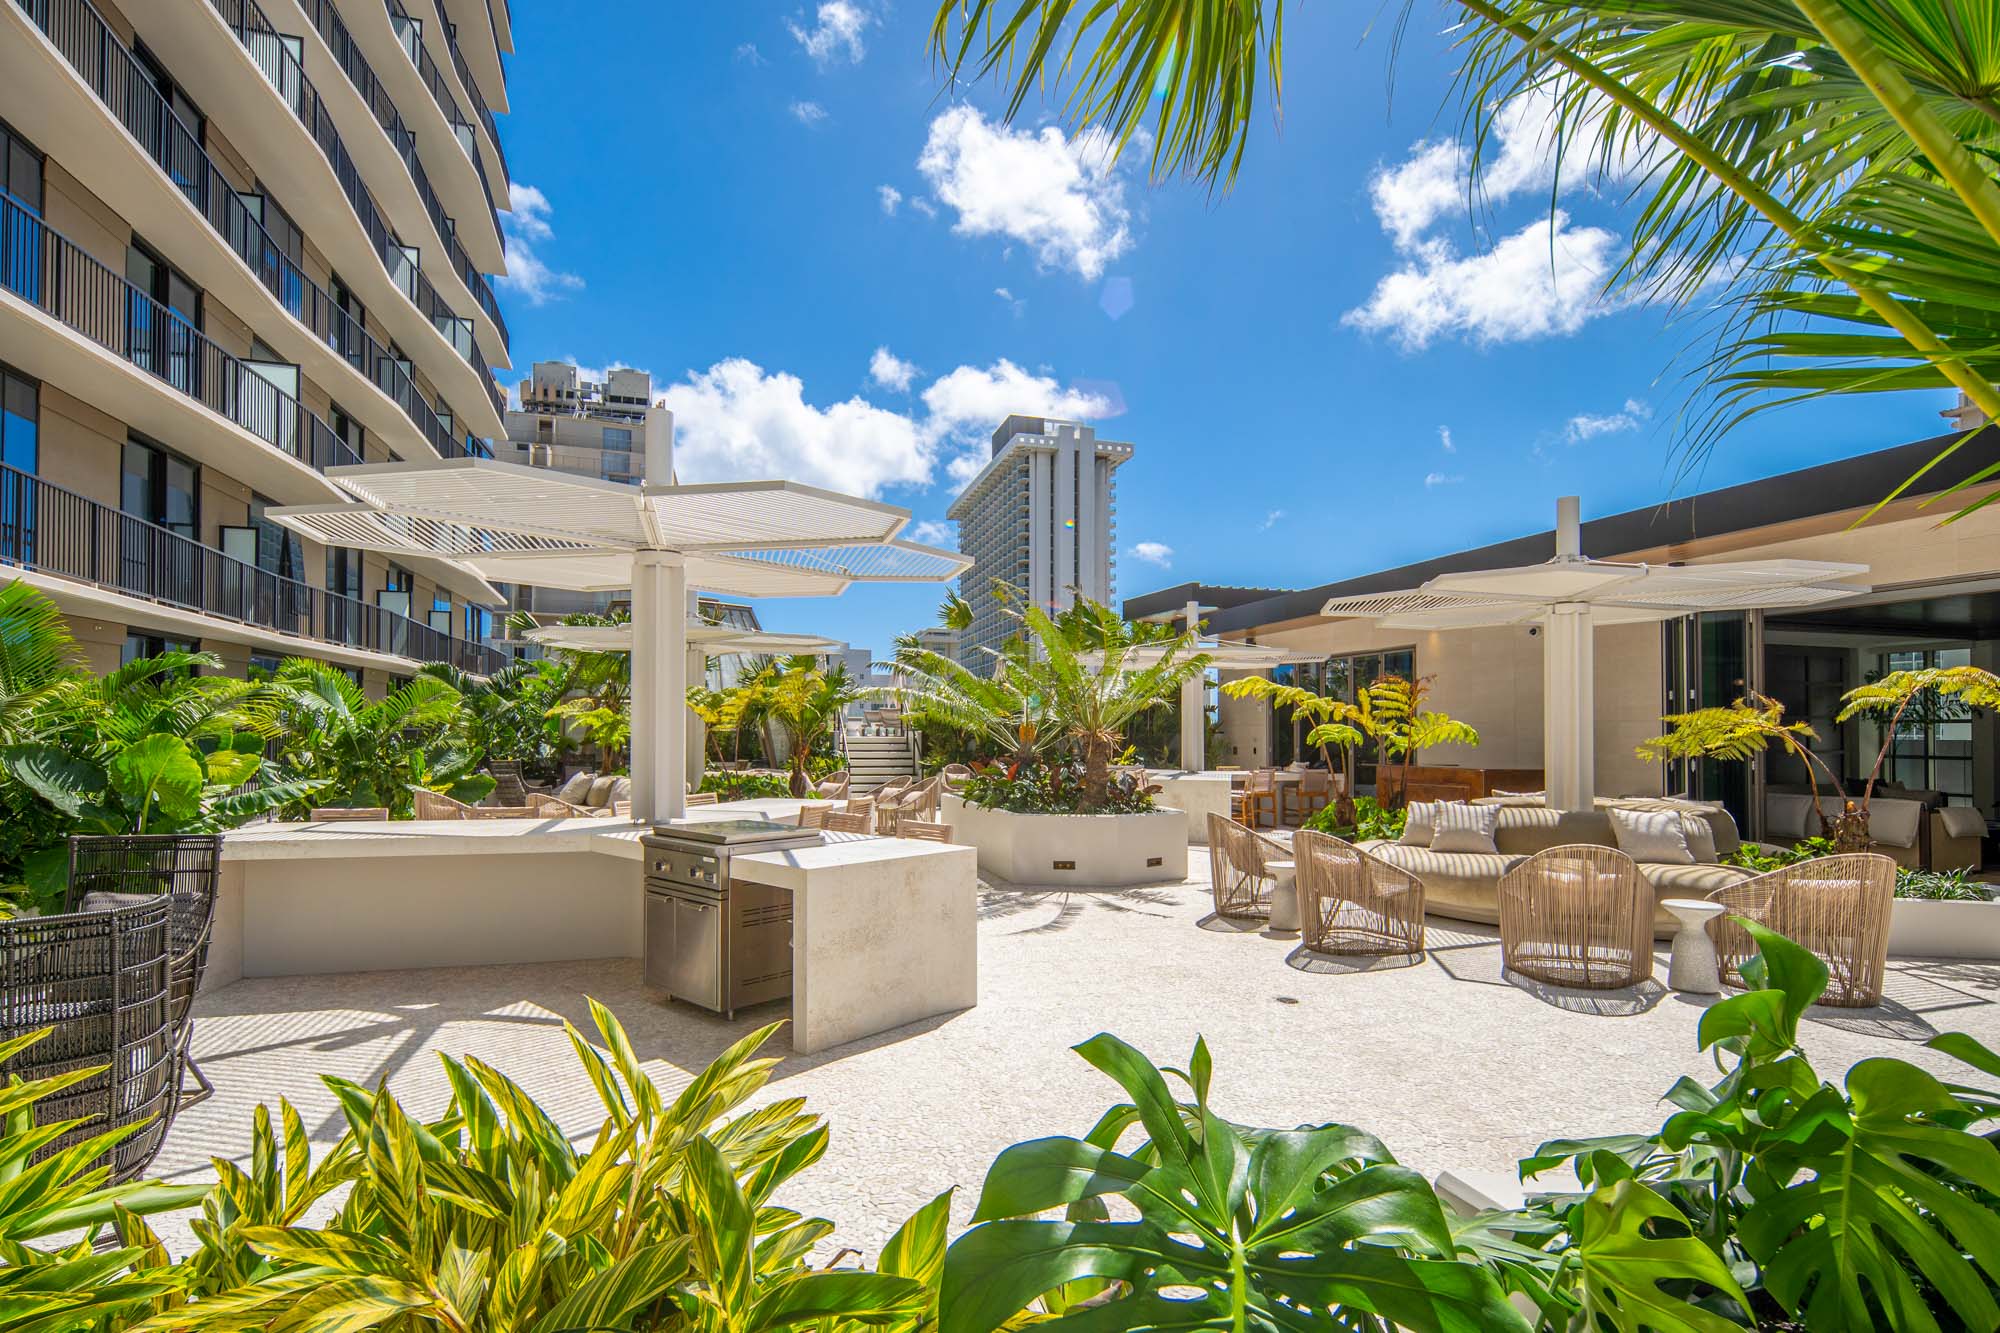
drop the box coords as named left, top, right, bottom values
left=1707, top=852, right=1895, bottom=1007
left=1206, top=813, right=1287, bottom=920
left=1499, top=844, right=1653, bottom=989
left=0, top=896, right=175, bottom=1183
left=1294, top=829, right=1425, bottom=959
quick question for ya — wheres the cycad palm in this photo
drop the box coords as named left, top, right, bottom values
left=930, top=0, right=2000, bottom=513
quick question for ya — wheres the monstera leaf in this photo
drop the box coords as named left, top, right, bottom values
left=942, top=1033, right=1527, bottom=1333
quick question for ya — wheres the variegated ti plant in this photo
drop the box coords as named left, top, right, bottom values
left=124, top=1002, right=945, bottom=1332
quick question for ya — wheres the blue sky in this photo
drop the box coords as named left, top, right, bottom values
left=494, top=2, right=1952, bottom=654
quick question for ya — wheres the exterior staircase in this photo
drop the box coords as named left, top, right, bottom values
left=842, top=727, right=918, bottom=794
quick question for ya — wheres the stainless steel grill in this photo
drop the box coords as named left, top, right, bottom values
left=642, top=819, right=822, bottom=1018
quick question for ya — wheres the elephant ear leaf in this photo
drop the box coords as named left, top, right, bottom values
left=108, top=735, right=204, bottom=823
left=0, top=744, right=106, bottom=817
left=203, top=748, right=264, bottom=790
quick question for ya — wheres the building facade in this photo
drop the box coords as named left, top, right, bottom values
left=1, top=0, right=515, bottom=687
left=493, top=361, right=662, bottom=622
left=946, top=415, right=1129, bottom=669
left=1127, top=427, right=2000, bottom=840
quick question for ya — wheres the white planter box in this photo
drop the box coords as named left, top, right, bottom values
left=940, top=795, right=1189, bottom=885
left=1147, top=771, right=1236, bottom=845
left=1888, top=897, right=2000, bottom=960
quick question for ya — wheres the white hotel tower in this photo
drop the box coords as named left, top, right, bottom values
left=947, top=415, right=1131, bottom=669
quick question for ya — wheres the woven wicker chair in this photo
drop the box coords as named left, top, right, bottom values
left=1294, top=829, right=1425, bottom=958
left=685, top=792, right=720, bottom=807
left=1708, top=853, right=1896, bottom=1007
left=412, top=790, right=550, bottom=820
left=67, top=834, right=224, bottom=1112
left=0, top=896, right=174, bottom=1183
left=898, top=820, right=954, bottom=843
left=824, top=811, right=873, bottom=835
left=1206, top=813, right=1289, bottom=920
left=940, top=764, right=973, bottom=793
left=310, top=807, right=389, bottom=821
left=487, top=760, right=529, bottom=806
left=877, top=777, right=939, bottom=834
left=794, top=805, right=828, bottom=829
left=813, top=772, right=850, bottom=801
left=1499, top=845, right=1653, bottom=989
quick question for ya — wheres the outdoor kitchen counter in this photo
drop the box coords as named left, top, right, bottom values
left=215, top=806, right=980, bottom=1054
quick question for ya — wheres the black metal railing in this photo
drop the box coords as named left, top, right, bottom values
left=1, top=196, right=360, bottom=472
left=202, top=0, right=507, bottom=384
left=428, top=0, right=508, bottom=187
left=14, top=0, right=483, bottom=460
left=297, top=0, right=508, bottom=364
left=0, top=463, right=508, bottom=674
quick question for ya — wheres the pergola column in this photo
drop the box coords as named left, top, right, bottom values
left=1544, top=601, right=1594, bottom=814
left=1179, top=598, right=1205, bottom=772
left=630, top=551, right=687, bottom=826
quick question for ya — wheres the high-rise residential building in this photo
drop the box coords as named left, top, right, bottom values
left=492, top=361, right=666, bottom=621
left=946, top=415, right=1130, bottom=669
left=1, top=0, right=516, bottom=688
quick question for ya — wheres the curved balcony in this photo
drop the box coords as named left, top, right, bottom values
left=8, top=0, right=487, bottom=461
left=194, top=0, right=508, bottom=411
left=426, top=0, right=509, bottom=192
left=441, top=0, right=509, bottom=116
left=0, top=462, right=510, bottom=675
left=295, top=0, right=505, bottom=280
left=1, top=194, right=360, bottom=488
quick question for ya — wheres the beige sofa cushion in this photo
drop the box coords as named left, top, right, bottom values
left=1939, top=805, right=1985, bottom=840
left=1362, top=841, right=1525, bottom=925
left=1766, top=793, right=1814, bottom=841
left=1608, top=807, right=1695, bottom=865
left=586, top=775, right=618, bottom=808
left=1868, top=797, right=1924, bottom=849
left=1493, top=807, right=1615, bottom=856
left=1431, top=802, right=1501, bottom=854
left=556, top=771, right=596, bottom=804
left=1401, top=802, right=1441, bottom=846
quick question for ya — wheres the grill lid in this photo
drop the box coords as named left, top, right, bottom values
left=649, top=818, right=814, bottom=846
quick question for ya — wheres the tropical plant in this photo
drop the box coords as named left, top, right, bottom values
left=958, top=755, right=1159, bottom=815
left=1250, top=673, right=1481, bottom=811
left=1721, top=834, right=1837, bottom=874
left=422, top=657, right=572, bottom=780
left=1475, top=920, right=2000, bottom=1329
left=698, top=770, right=792, bottom=802
left=1302, top=793, right=1406, bottom=843
left=1221, top=676, right=1368, bottom=823
left=740, top=657, right=878, bottom=796
left=927, top=1, right=2000, bottom=517
left=1838, top=665, right=2000, bottom=825
left=251, top=659, right=488, bottom=819
left=513, top=609, right=636, bottom=772
left=944, top=1031, right=1529, bottom=1332
left=1897, top=865, right=1992, bottom=901
left=134, top=1001, right=940, bottom=1331
left=896, top=595, right=1208, bottom=811
left=0, top=1028, right=210, bottom=1331
left=1638, top=692, right=1844, bottom=836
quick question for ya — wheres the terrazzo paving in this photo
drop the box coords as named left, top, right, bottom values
left=149, top=858, right=2000, bottom=1258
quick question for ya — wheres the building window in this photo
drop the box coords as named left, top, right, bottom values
left=1876, top=647, right=1976, bottom=805
left=0, top=363, right=36, bottom=476
left=463, top=604, right=492, bottom=643
left=248, top=495, right=302, bottom=580
left=248, top=652, right=283, bottom=680
left=0, top=118, right=43, bottom=216
left=122, top=632, right=198, bottom=666
left=125, top=239, right=202, bottom=391
left=121, top=437, right=197, bottom=537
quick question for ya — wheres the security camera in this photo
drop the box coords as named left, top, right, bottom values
left=1528, top=626, right=1541, bottom=638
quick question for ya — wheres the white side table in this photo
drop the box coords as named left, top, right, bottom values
left=1266, top=860, right=1300, bottom=933
left=1663, top=898, right=1725, bottom=994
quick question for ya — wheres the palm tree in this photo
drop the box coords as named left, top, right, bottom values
left=252, top=660, right=483, bottom=818
left=928, top=1, right=2000, bottom=515
left=741, top=657, right=878, bottom=796
left=1639, top=692, right=1843, bottom=836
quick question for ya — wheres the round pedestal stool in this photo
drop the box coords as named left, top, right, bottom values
left=1663, top=898, right=1725, bottom=994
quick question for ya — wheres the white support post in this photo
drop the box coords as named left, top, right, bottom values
left=630, top=551, right=688, bottom=826
left=687, top=645, right=709, bottom=791
left=1544, top=602, right=1594, bottom=813
left=1179, top=598, right=1205, bottom=772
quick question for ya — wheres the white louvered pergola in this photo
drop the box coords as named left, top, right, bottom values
left=1317, top=497, right=1869, bottom=811
left=272, top=419, right=968, bottom=823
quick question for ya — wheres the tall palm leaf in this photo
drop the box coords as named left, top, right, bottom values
left=0, top=581, right=82, bottom=743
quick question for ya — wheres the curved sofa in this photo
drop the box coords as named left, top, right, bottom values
left=1358, top=797, right=1752, bottom=935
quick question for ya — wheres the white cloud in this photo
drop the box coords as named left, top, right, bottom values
left=790, top=100, right=828, bottom=126
left=1425, top=471, right=1464, bottom=488
left=1438, top=425, right=1455, bottom=453
left=659, top=359, right=931, bottom=498
left=1343, top=211, right=1626, bottom=350
left=497, top=183, right=583, bottom=306
left=655, top=355, right=1114, bottom=499
left=877, top=185, right=902, bottom=215
left=909, top=197, right=938, bottom=220
left=1129, top=541, right=1174, bottom=568
left=918, top=106, right=1134, bottom=280
left=789, top=1, right=870, bottom=64
left=909, top=519, right=954, bottom=547
left=1347, top=86, right=1657, bottom=350
left=1564, top=397, right=1651, bottom=442
left=870, top=346, right=918, bottom=392
left=734, top=42, right=766, bottom=65
left=1260, top=509, right=1285, bottom=530
left=994, top=286, right=1026, bottom=317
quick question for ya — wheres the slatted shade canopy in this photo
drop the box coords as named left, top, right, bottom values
left=269, top=425, right=969, bottom=823
left=1316, top=498, right=1868, bottom=811
left=522, top=623, right=839, bottom=656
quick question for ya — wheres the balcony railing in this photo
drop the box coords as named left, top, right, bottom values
left=428, top=0, right=509, bottom=187
left=13, top=0, right=484, bottom=460
left=0, top=463, right=509, bottom=675
left=1, top=195, right=360, bottom=472
left=199, top=0, right=507, bottom=390
left=297, top=0, right=509, bottom=366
